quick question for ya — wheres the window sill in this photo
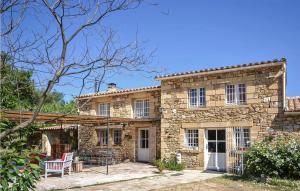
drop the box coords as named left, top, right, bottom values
left=225, top=104, right=249, bottom=108
left=180, top=148, right=200, bottom=154
left=188, top=107, right=209, bottom=111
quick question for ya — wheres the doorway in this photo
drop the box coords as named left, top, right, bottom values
left=138, top=128, right=149, bottom=162
left=205, top=129, right=226, bottom=171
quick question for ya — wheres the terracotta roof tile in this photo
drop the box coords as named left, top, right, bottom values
left=287, top=96, right=300, bottom=112
left=155, top=58, right=286, bottom=80
left=77, top=85, right=161, bottom=98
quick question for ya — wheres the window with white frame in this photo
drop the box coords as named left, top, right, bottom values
left=98, top=129, right=108, bottom=145
left=113, top=129, right=122, bottom=145
left=226, top=84, right=246, bottom=105
left=185, top=129, right=199, bottom=148
left=134, top=100, right=149, bottom=118
left=99, top=103, right=110, bottom=117
left=233, top=127, right=250, bottom=150
left=189, top=88, right=206, bottom=107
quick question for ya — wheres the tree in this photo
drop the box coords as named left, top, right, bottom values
left=0, top=52, right=35, bottom=110
left=0, top=0, right=155, bottom=140
left=1, top=52, right=76, bottom=113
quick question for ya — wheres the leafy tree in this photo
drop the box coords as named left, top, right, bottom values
left=1, top=52, right=76, bottom=113
left=0, top=53, right=36, bottom=110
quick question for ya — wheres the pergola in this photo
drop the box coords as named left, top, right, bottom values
left=1, top=110, right=157, bottom=125
left=1, top=110, right=159, bottom=174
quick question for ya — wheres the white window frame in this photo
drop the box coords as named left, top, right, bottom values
left=134, top=100, right=149, bottom=118
left=226, top=84, right=246, bottom=105
left=98, top=129, right=108, bottom=145
left=233, top=127, right=250, bottom=150
left=185, top=129, right=199, bottom=149
left=99, top=103, right=110, bottom=117
left=189, top=88, right=206, bottom=108
left=113, top=129, right=122, bottom=145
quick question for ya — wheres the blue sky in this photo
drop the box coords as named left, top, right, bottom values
left=30, top=0, right=300, bottom=100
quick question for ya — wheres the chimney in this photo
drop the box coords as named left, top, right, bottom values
left=94, top=79, right=99, bottom=93
left=107, top=83, right=117, bottom=92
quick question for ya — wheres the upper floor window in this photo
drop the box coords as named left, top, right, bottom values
left=185, top=129, right=199, bottom=148
left=226, top=84, right=246, bottom=105
left=189, top=88, right=206, bottom=107
left=233, top=127, right=250, bottom=150
left=134, top=100, right=149, bottom=118
left=113, top=129, right=122, bottom=145
left=99, top=103, right=110, bottom=117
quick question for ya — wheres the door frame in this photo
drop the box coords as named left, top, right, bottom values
left=204, top=128, right=226, bottom=171
left=137, top=128, right=150, bottom=162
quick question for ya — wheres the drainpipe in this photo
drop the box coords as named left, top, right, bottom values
left=282, top=59, right=287, bottom=110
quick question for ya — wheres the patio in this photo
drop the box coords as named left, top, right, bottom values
left=36, top=162, right=223, bottom=191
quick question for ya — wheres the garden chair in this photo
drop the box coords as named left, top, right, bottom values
left=44, top=152, right=73, bottom=178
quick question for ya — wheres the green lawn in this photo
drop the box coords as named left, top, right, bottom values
left=157, top=175, right=300, bottom=191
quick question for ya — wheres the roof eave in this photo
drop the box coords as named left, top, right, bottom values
left=77, top=86, right=161, bottom=99
left=155, top=62, right=284, bottom=81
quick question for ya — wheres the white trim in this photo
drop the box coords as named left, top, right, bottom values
left=188, top=88, right=206, bottom=108
left=225, top=84, right=247, bottom=105
left=98, top=103, right=111, bottom=117
left=138, top=128, right=150, bottom=162
left=204, top=128, right=226, bottom=171
left=134, top=99, right=150, bottom=118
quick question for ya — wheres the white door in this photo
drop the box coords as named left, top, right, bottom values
left=205, top=129, right=226, bottom=171
left=138, top=128, right=149, bottom=162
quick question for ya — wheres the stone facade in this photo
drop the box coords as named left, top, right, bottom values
left=77, top=59, right=299, bottom=170
left=78, top=89, right=161, bottom=163
left=159, top=63, right=288, bottom=169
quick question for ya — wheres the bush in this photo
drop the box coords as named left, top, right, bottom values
left=0, top=149, right=42, bottom=191
left=152, top=159, right=184, bottom=172
left=244, top=134, right=300, bottom=179
left=0, top=119, right=42, bottom=190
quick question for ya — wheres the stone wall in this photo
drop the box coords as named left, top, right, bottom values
left=79, top=90, right=161, bottom=119
left=160, top=64, right=285, bottom=168
left=78, top=121, right=159, bottom=163
left=282, top=114, right=300, bottom=133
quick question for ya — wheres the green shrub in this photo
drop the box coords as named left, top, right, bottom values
left=153, top=159, right=165, bottom=173
left=152, top=159, right=184, bottom=172
left=244, top=134, right=300, bottom=179
left=0, top=120, right=42, bottom=190
left=0, top=149, right=42, bottom=191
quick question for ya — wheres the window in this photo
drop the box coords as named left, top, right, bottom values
left=226, top=84, right=246, bottom=105
left=98, top=129, right=108, bottom=145
left=233, top=128, right=250, bottom=150
left=99, top=103, right=110, bottom=117
left=185, top=129, right=199, bottom=148
left=113, top=129, right=122, bottom=145
left=134, top=100, right=149, bottom=118
left=140, top=129, right=149, bottom=148
left=189, top=88, right=206, bottom=107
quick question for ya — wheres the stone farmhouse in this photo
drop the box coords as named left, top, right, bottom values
left=71, top=58, right=299, bottom=171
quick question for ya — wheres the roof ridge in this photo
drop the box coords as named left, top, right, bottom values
left=77, top=85, right=161, bottom=98
left=155, top=58, right=286, bottom=80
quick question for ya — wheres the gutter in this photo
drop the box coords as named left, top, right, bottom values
left=282, top=60, right=287, bottom=110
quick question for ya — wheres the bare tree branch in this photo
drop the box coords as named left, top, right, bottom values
left=0, top=0, right=158, bottom=140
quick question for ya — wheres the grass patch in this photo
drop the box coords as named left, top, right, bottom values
left=220, top=175, right=300, bottom=191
